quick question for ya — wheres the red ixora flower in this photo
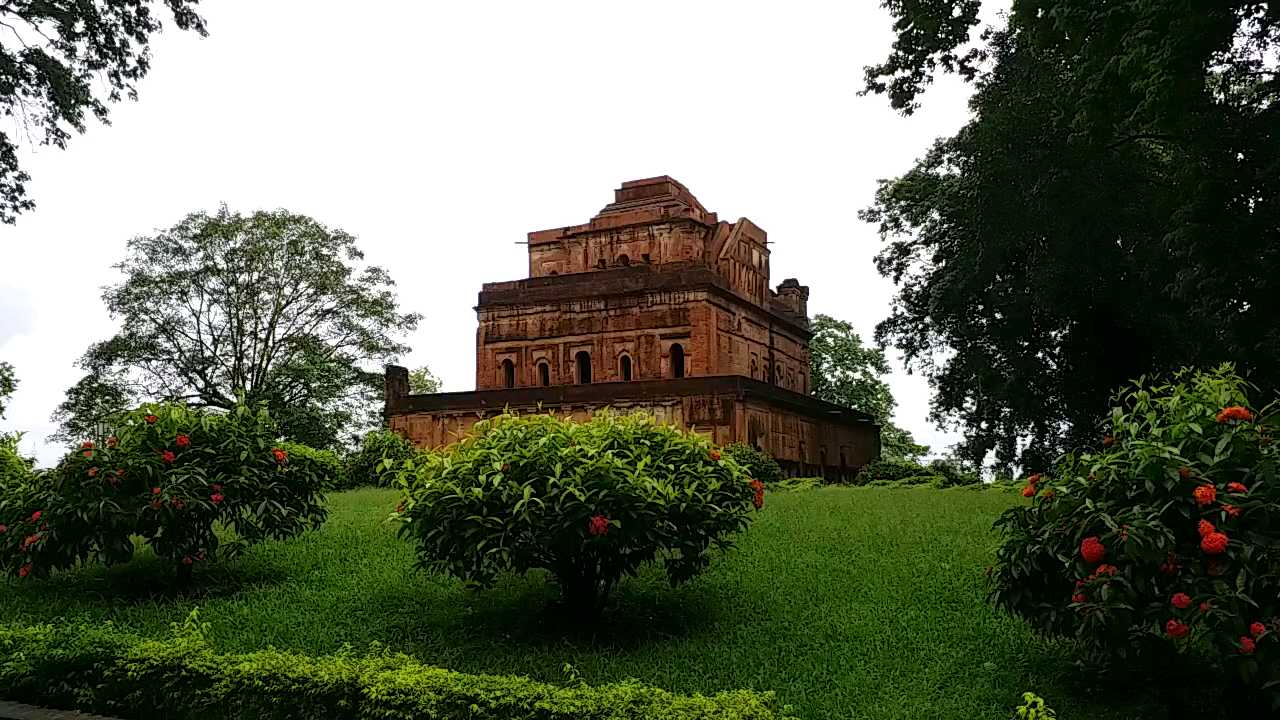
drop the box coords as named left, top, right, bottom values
left=150, top=499, right=163, bottom=511
left=1027, top=473, right=1042, bottom=485
left=1021, top=484, right=1037, bottom=498
left=144, top=414, right=158, bottom=424
left=749, top=479, right=765, bottom=493
left=1094, top=564, right=1118, bottom=577
left=1080, top=536, right=1106, bottom=564
left=182, top=555, right=194, bottom=566
left=1227, top=482, right=1248, bottom=494
left=107, top=436, right=118, bottom=448
left=18, top=563, right=32, bottom=578
left=0, top=524, right=7, bottom=534
left=1240, top=636, right=1257, bottom=654
left=1198, top=601, right=1212, bottom=613
left=210, top=493, right=224, bottom=505
left=29, top=510, right=41, bottom=522
left=170, top=498, right=186, bottom=511
left=1198, top=519, right=1216, bottom=538
left=1171, top=593, right=1192, bottom=610
left=271, top=447, right=288, bottom=465
left=81, top=440, right=94, bottom=450
left=1178, top=466, right=1191, bottom=480
left=1251, top=621, right=1267, bottom=638
left=1201, top=531, right=1230, bottom=555
left=87, top=467, right=98, bottom=478
left=152, top=487, right=162, bottom=495
left=709, top=449, right=721, bottom=461
left=1193, top=484, right=1217, bottom=506
left=1102, top=435, right=1115, bottom=447
left=1224, top=504, right=1241, bottom=518
left=588, top=514, right=609, bottom=536
left=1166, top=619, right=1190, bottom=638
left=175, top=434, right=190, bottom=448
left=753, top=488, right=765, bottom=509
left=1216, top=406, right=1254, bottom=424
left=161, top=450, right=176, bottom=464
left=1071, top=593, right=1087, bottom=604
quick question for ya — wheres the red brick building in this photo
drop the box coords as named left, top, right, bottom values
left=384, top=177, right=880, bottom=478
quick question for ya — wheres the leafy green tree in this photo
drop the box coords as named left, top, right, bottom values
left=0, top=361, right=14, bottom=419
left=862, top=1, right=1280, bottom=472
left=52, top=208, right=421, bottom=449
left=408, top=366, right=441, bottom=394
left=0, top=1, right=206, bottom=224
left=808, top=314, right=927, bottom=460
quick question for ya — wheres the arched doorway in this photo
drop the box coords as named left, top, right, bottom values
left=537, top=361, right=550, bottom=386
left=619, top=354, right=632, bottom=381
left=670, top=343, right=685, bottom=379
left=575, top=351, right=592, bottom=384
left=501, top=359, right=515, bottom=389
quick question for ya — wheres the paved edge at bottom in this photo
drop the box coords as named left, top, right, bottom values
left=0, top=701, right=123, bottom=720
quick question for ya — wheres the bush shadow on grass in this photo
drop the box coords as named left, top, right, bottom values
left=372, top=569, right=742, bottom=655
left=3, top=553, right=291, bottom=609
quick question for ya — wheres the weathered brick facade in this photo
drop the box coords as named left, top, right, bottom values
left=385, top=177, right=880, bottom=478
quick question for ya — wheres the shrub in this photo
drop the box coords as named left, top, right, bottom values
left=0, top=403, right=329, bottom=582
left=853, top=458, right=929, bottom=485
left=723, top=443, right=784, bottom=485
left=0, top=433, right=34, bottom=490
left=990, top=365, right=1280, bottom=705
left=345, top=428, right=417, bottom=488
left=0, top=617, right=792, bottom=720
left=283, top=441, right=348, bottom=489
left=928, top=458, right=981, bottom=487
left=394, top=411, right=759, bottom=614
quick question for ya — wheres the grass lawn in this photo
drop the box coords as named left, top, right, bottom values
left=0, top=486, right=1163, bottom=720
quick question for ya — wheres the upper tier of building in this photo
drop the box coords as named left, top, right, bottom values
left=507, top=176, right=808, bottom=325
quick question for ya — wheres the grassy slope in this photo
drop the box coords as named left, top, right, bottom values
left=0, top=486, right=1159, bottom=720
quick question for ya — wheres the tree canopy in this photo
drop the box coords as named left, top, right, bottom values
left=408, top=366, right=441, bottom=395
left=0, top=1, right=206, bottom=224
left=0, top=361, right=14, bottom=418
left=808, top=314, right=928, bottom=461
left=52, top=207, right=420, bottom=448
left=862, top=1, right=1279, bottom=472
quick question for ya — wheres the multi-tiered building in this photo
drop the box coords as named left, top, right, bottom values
left=384, top=177, right=880, bottom=478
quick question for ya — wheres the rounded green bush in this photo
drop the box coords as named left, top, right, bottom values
left=345, top=429, right=417, bottom=488
left=723, top=443, right=784, bottom=485
left=991, top=365, right=1280, bottom=704
left=394, top=411, right=759, bottom=614
left=854, top=458, right=929, bottom=485
left=0, top=403, right=329, bottom=581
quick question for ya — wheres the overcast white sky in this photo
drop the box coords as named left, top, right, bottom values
left=0, top=1, right=987, bottom=466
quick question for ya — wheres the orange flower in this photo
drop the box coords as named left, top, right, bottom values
left=1239, top=636, right=1256, bottom=654
left=709, top=449, right=721, bottom=461
left=1198, top=519, right=1216, bottom=537
left=1215, top=406, right=1253, bottom=424
left=1027, top=473, right=1042, bottom=485
left=1227, top=482, right=1248, bottom=494
left=1171, top=593, right=1192, bottom=609
left=1193, top=484, right=1216, bottom=506
left=1201, top=531, right=1229, bottom=555
left=1102, top=435, right=1115, bottom=447
left=1224, top=504, right=1241, bottom=518
left=1021, top=484, right=1037, bottom=498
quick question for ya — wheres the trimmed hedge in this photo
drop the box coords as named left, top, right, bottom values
left=0, top=620, right=791, bottom=720
left=722, top=444, right=784, bottom=486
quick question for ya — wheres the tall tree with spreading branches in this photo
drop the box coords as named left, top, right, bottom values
left=809, top=314, right=928, bottom=461
left=862, top=1, right=1280, bottom=472
left=0, top=1, right=207, bottom=224
left=52, top=207, right=421, bottom=448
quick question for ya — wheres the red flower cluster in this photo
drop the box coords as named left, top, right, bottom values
left=161, top=450, right=176, bottom=463
left=152, top=487, right=162, bottom=495
left=1072, top=593, right=1086, bottom=604
left=182, top=555, right=194, bottom=566
left=1227, top=482, right=1248, bottom=494
left=1216, top=406, right=1253, bottom=424
left=1201, top=531, right=1230, bottom=555
left=1166, top=619, right=1190, bottom=638
left=87, top=467, right=98, bottom=478
left=1224, top=504, right=1241, bottom=518
left=1080, top=536, right=1106, bottom=564
left=749, top=479, right=765, bottom=509
left=18, top=563, right=31, bottom=578
left=0, top=524, right=7, bottom=534
left=1171, top=593, right=1192, bottom=610
left=1193, top=484, right=1216, bottom=506
left=170, top=498, right=186, bottom=511
left=1198, top=601, right=1212, bottom=613
left=271, top=447, right=288, bottom=465
left=30, top=510, right=41, bottom=522
left=1239, top=636, right=1256, bottom=654
left=175, top=434, right=191, bottom=448
left=107, top=436, right=118, bottom=448
left=1251, top=621, right=1267, bottom=638
left=588, top=514, right=609, bottom=536
left=1198, top=519, right=1216, bottom=538
left=210, top=493, right=224, bottom=505
left=144, top=414, right=158, bottom=424
left=1020, top=484, right=1037, bottom=498
left=1094, top=564, right=1118, bottom=577
left=709, top=449, right=721, bottom=461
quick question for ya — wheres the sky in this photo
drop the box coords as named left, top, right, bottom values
left=0, top=0, right=988, bottom=466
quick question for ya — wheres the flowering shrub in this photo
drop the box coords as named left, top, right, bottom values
left=344, top=428, right=418, bottom=488
left=723, top=443, right=784, bottom=486
left=990, top=365, right=1280, bottom=702
left=0, top=403, right=330, bottom=581
left=393, top=411, right=758, bottom=614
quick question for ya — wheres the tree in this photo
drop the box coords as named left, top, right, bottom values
left=862, top=1, right=1280, bottom=472
left=408, top=365, right=441, bottom=394
left=0, top=1, right=206, bottom=224
left=808, top=314, right=927, bottom=460
left=0, top=361, right=14, bottom=418
left=53, top=207, right=421, bottom=449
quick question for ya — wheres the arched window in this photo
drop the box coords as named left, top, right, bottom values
left=537, top=361, right=550, bottom=386
left=575, top=351, right=592, bottom=384
left=670, top=343, right=685, bottom=379
left=750, top=357, right=758, bottom=379
left=618, top=254, right=630, bottom=267
left=619, top=354, right=632, bottom=381
left=767, top=362, right=775, bottom=384
left=501, top=359, right=515, bottom=389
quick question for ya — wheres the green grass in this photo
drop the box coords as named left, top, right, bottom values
left=0, top=486, right=1162, bottom=720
